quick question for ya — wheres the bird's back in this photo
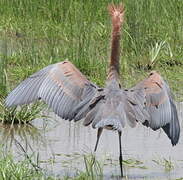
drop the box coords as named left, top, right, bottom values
left=83, top=79, right=137, bottom=131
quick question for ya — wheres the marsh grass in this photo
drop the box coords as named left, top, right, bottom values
left=0, top=38, right=8, bottom=96
left=0, top=0, right=181, bottom=101
left=0, top=97, right=45, bottom=124
left=0, top=0, right=182, bottom=84
left=67, top=154, right=103, bottom=180
left=0, top=37, right=46, bottom=124
left=0, top=152, right=51, bottom=180
left=0, top=150, right=104, bottom=180
left=83, top=154, right=103, bottom=179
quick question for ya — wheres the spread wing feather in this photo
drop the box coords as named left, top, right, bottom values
left=5, top=60, right=98, bottom=121
left=128, top=71, right=180, bottom=145
left=6, top=65, right=53, bottom=106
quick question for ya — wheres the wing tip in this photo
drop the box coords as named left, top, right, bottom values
left=171, top=139, right=179, bottom=146
left=171, top=129, right=180, bottom=146
left=162, top=120, right=180, bottom=146
left=4, top=96, right=13, bottom=108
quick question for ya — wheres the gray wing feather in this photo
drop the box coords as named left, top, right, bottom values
left=125, top=89, right=150, bottom=123
left=5, top=60, right=98, bottom=121
left=129, top=71, right=180, bottom=145
left=6, top=65, right=53, bottom=107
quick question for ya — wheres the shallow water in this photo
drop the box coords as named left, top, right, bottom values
left=0, top=102, right=183, bottom=179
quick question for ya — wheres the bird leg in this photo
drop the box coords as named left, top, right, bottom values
left=91, top=128, right=103, bottom=168
left=94, top=128, right=103, bottom=152
left=118, top=131, right=123, bottom=177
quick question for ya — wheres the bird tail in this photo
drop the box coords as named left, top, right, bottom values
left=91, top=102, right=128, bottom=132
left=107, top=4, right=125, bottom=81
left=83, top=97, right=131, bottom=132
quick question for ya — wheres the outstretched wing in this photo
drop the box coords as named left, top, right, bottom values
left=127, top=71, right=180, bottom=146
left=5, top=60, right=98, bottom=121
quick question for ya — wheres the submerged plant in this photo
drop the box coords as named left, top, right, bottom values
left=152, top=157, right=174, bottom=172
left=123, top=158, right=147, bottom=169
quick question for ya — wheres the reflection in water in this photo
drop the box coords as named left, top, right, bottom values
left=0, top=103, right=182, bottom=179
left=0, top=122, right=44, bottom=152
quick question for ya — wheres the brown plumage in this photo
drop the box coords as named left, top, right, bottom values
left=5, top=3, right=180, bottom=177
left=107, top=4, right=124, bottom=81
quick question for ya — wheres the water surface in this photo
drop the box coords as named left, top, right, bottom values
left=0, top=102, right=183, bottom=179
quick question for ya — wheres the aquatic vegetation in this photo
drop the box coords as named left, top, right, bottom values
left=0, top=97, right=45, bottom=124
left=75, top=154, right=103, bottom=180
left=0, top=153, right=53, bottom=180
left=152, top=157, right=174, bottom=172
left=123, top=158, right=147, bottom=169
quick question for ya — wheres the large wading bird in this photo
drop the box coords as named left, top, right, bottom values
left=5, top=4, right=180, bottom=177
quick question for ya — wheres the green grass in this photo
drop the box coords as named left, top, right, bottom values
left=0, top=97, right=45, bottom=124
left=0, top=0, right=182, bottom=95
left=0, top=153, right=53, bottom=180
left=62, top=154, right=103, bottom=180
left=0, top=151, right=104, bottom=180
